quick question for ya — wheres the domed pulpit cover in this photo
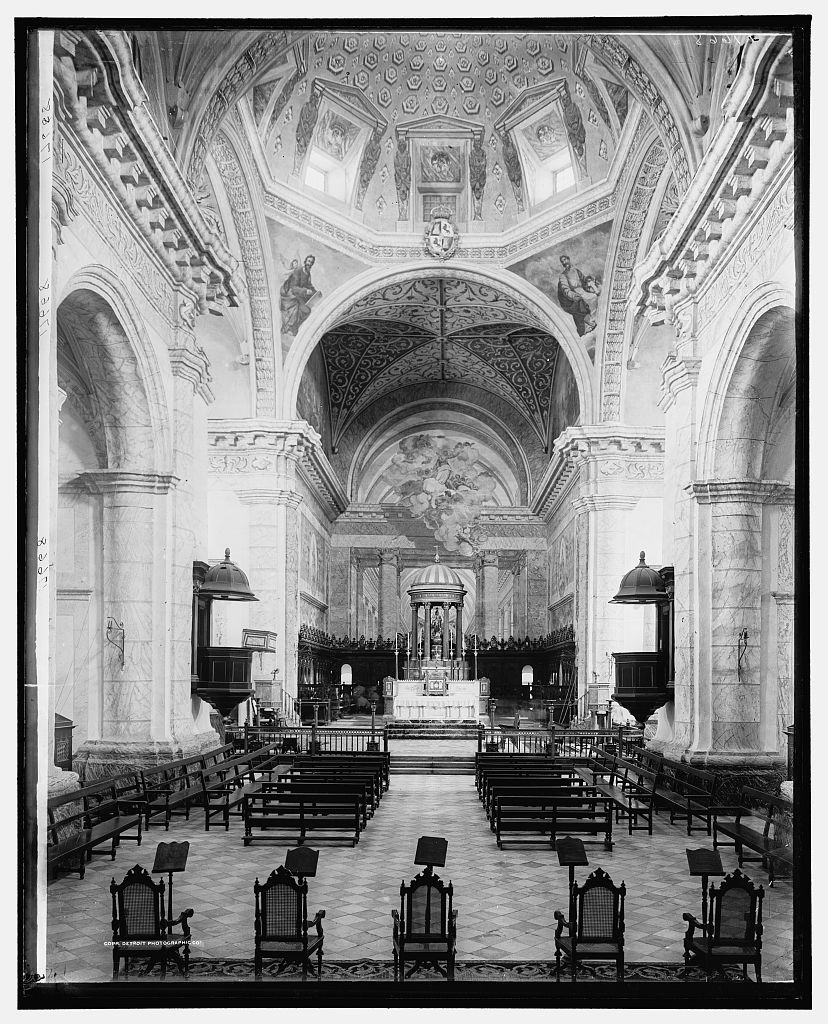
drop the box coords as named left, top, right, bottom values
left=415, top=836, right=448, bottom=868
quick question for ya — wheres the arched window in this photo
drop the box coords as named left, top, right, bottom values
left=341, top=664, right=352, bottom=687
left=521, top=665, right=533, bottom=686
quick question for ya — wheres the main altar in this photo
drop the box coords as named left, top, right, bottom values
left=386, top=553, right=483, bottom=722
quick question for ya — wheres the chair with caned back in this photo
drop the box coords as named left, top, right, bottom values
left=553, top=866, right=626, bottom=981
left=392, top=866, right=457, bottom=981
left=109, top=864, right=193, bottom=978
left=683, top=868, right=764, bottom=981
left=253, top=866, right=325, bottom=979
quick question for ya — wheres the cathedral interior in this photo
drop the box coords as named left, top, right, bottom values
left=25, top=23, right=806, bottom=1007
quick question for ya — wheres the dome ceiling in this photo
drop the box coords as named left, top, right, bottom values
left=318, top=277, right=579, bottom=449
left=252, top=31, right=632, bottom=231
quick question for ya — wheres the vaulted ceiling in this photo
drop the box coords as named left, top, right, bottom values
left=251, top=31, right=634, bottom=230
left=319, top=277, right=579, bottom=450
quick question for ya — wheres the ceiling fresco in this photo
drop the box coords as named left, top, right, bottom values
left=252, top=32, right=631, bottom=231
left=316, top=276, right=579, bottom=450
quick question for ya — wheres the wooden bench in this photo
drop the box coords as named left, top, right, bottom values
left=493, top=791, right=613, bottom=850
left=243, top=791, right=363, bottom=847
left=261, top=779, right=371, bottom=828
left=713, top=786, right=794, bottom=884
left=200, top=754, right=271, bottom=832
left=481, top=771, right=583, bottom=819
left=141, top=753, right=206, bottom=831
left=477, top=763, right=576, bottom=804
left=653, top=761, right=717, bottom=835
left=297, top=753, right=391, bottom=791
left=474, top=754, right=554, bottom=792
left=48, top=777, right=143, bottom=880
left=579, top=757, right=658, bottom=835
left=284, top=766, right=383, bottom=814
left=572, top=746, right=617, bottom=786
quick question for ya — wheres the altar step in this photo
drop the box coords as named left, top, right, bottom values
left=390, top=755, right=476, bottom=776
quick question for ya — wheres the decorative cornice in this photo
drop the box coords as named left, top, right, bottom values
left=76, top=470, right=179, bottom=494
left=168, top=342, right=213, bottom=400
left=533, top=424, right=664, bottom=523
left=53, top=30, right=242, bottom=315
left=657, top=354, right=702, bottom=412
left=687, top=479, right=795, bottom=505
left=630, top=36, right=794, bottom=333
left=208, top=418, right=347, bottom=518
left=554, top=424, right=666, bottom=463
left=571, top=494, right=640, bottom=513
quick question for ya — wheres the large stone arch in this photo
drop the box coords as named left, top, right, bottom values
left=595, top=123, right=669, bottom=423
left=57, top=266, right=171, bottom=472
left=210, top=122, right=280, bottom=416
left=281, top=260, right=596, bottom=428
left=697, top=284, right=796, bottom=480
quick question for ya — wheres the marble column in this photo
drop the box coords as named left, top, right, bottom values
left=525, top=550, right=548, bottom=638
left=328, top=546, right=351, bottom=638
left=684, top=480, right=793, bottom=763
left=353, top=557, right=364, bottom=638
left=274, top=489, right=303, bottom=701
left=168, top=346, right=217, bottom=747
left=75, top=470, right=181, bottom=775
left=237, top=490, right=282, bottom=706
left=572, top=495, right=641, bottom=715
left=424, top=603, right=432, bottom=660
left=49, top=387, right=78, bottom=794
left=658, top=356, right=702, bottom=753
left=378, top=551, right=399, bottom=639
left=512, top=556, right=528, bottom=638
left=481, top=553, right=499, bottom=639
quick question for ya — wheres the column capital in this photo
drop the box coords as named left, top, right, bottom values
left=480, top=552, right=499, bottom=568
left=378, top=550, right=399, bottom=567
left=687, top=479, right=795, bottom=505
left=75, top=470, right=179, bottom=495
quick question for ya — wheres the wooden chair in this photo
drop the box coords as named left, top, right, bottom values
left=109, top=864, right=193, bottom=978
left=392, top=866, right=457, bottom=981
left=554, top=867, right=626, bottom=982
left=683, top=868, right=764, bottom=981
left=253, top=866, right=325, bottom=980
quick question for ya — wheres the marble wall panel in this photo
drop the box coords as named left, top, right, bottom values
left=711, top=720, right=761, bottom=751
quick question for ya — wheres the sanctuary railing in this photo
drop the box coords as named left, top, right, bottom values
left=232, top=723, right=390, bottom=754
left=476, top=724, right=644, bottom=757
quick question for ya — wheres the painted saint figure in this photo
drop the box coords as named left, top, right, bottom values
left=557, top=254, right=598, bottom=336
left=280, top=254, right=319, bottom=336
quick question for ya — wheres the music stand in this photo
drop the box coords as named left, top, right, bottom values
left=686, top=847, right=725, bottom=929
left=556, top=836, right=589, bottom=915
left=152, top=841, right=190, bottom=922
left=415, top=835, right=448, bottom=877
left=285, top=845, right=319, bottom=885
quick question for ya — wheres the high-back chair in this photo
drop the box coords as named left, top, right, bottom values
left=392, top=866, right=457, bottom=981
left=553, top=866, right=626, bottom=981
left=683, top=868, right=764, bottom=981
left=110, top=864, right=193, bottom=978
left=253, top=866, right=325, bottom=980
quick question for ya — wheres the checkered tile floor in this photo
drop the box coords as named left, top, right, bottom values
left=44, top=771, right=794, bottom=984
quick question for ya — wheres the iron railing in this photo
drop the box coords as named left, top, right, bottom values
left=475, top=724, right=644, bottom=757
left=231, top=723, right=389, bottom=754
